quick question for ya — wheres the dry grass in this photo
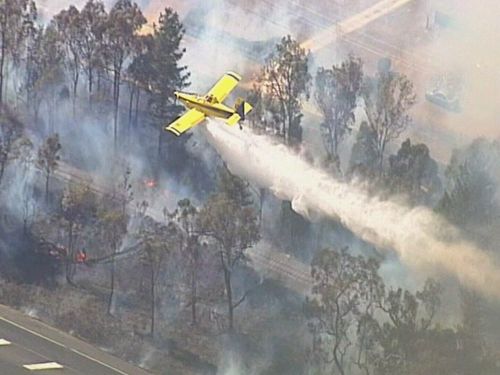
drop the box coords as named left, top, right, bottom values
left=0, top=278, right=219, bottom=374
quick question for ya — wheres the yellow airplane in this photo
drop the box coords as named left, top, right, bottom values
left=165, top=71, right=253, bottom=136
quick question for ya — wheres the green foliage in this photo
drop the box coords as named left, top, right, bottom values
left=0, top=105, right=31, bottom=185
left=23, top=19, right=42, bottom=118
left=146, top=8, right=189, bottom=119
left=315, top=55, right=363, bottom=163
left=386, top=138, right=442, bottom=205
left=363, top=71, right=417, bottom=171
left=349, top=121, right=379, bottom=177
left=254, top=35, right=311, bottom=146
left=216, top=166, right=253, bottom=207
left=303, top=249, right=498, bottom=375
left=0, top=0, right=33, bottom=103
left=137, top=215, right=178, bottom=335
left=37, top=25, right=66, bottom=91
left=61, top=182, right=97, bottom=224
left=103, top=0, right=146, bottom=145
left=169, top=198, right=214, bottom=326
left=437, top=139, right=500, bottom=231
left=138, top=217, right=177, bottom=269
left=27, top=23, right=66, bottom=130
left=75, top=0, right=107, bottom=103
left=148, top=8, right=190, bottom=164
left=198, top=169, right=259, bottom=330
left=37, top=133, right=61, bottom=202
left=305, top=247, right=383, bottom=375
left=60, top=182, right=97, bottom=284
left=199, top=194, right=259, bottom=256
left=98, top=209, right=128, bottom=251
left=36, top=134, right=61, bottom=172
left=278, top=200, right=310, bottom=257
left=370, top=279, right=446, bottom=375
left=104, top=0, right=146, bottom=68
left=127, top=7, right=189, bottom=165
left=53, top=6, right=81, bottom=90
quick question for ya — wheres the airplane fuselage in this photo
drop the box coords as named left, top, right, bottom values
left=175, top=91, right=234, bottom=120
left=166, top=72, right=251, bottom=136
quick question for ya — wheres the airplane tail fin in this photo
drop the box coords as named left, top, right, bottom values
left=226, top=99, right=253, bottom=128
left=234, top=98, right=253, bottom=121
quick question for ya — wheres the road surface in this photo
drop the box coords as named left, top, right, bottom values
left=0, top=304, right=150, bottom=375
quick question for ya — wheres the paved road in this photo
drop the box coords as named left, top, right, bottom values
left=0, top=304, right=150, bottom=375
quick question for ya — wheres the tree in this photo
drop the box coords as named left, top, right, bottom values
left=169, top=198, right=201, bottom=325
left=36, top=133, right=61, bottom=204
left=37, top=24, right=66, bottom=132
left=198, top=172, right=260, bottom=330
left=125, top=34, right=152, bottom=134
left=103, top=0, right=146, bottom=148
left=75, top=0, right=107, bottom=107
left=349, top=121, right=379, bottom=178
left=255, top=35, right=311, bottom=146
left=246, top=84, right=266, bottom=131
left=140, top=7, right=189, bottom=161
left=279, top=199, right=311, bottom=258
left=0, top=105, right=31, bottom=186
left=60, top=182, right=97, bottom=284
left=456, top=287, right=499, bottom=375
left=98, top=207, right=128, bottom=314
left=437, top=139, right=500, bottom=232
left=217, top=166, right=254, bottom=207
left=53, top=6, right=82, bottom=115
left=362, top=71, right=416, bottom=171
left=137, top=216, right=177, bottom=337
left=386, top=138, right=442, bottom=205
left=23, top=3, right=40, bottom=119
left=315, top=56, right=363, bottom=164
left=373, top=278, right=443, bottom=375
left=0, top=0, right=31, bottom=104
left=304, top=247, right=383, bottom=375
left=101, top=166, right=133, bottom=314
left=22, top=189, right=36, bottom=234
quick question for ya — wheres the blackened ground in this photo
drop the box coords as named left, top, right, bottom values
left=0, top=216, right=62, bottom=285
left=227, top=277, right=308, bottom=374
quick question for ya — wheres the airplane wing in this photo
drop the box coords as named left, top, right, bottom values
left=165, top=108, right=206, bottom=136
left=206, top=71, right=242, bottom=103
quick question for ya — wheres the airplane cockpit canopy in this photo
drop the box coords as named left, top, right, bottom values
left=205, top=94, right=217, bottom=104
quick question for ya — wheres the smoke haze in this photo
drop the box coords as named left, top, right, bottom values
left=204, top=120, right=500, bottom=299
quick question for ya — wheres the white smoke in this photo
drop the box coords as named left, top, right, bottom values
left=203, top=120, right=500, bottom=299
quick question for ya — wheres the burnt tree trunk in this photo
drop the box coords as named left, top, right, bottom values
left=127, top=91, right=133, bottom=144
left=113, top=70, right=120, bottom=149
left=221, top=251, right=234, bottom=331
left=190, top=258, right=197, bottom=325
left=134, top=90, right=140, bottom=127
left=150, top=266, right=156, bottom=337
left=0, top=160, right=6, bottom=186
left=44, top=171, right=50, bottom=204
left=108, top=244, right=117, bottom=315
left=88, top=66, right=93, bottom=108
left=0, top=27, right=6, bottom=105
left=65, top=222, right=75, bottom=285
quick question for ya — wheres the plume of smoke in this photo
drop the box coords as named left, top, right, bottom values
left=203, top=120, right=500, bottom=299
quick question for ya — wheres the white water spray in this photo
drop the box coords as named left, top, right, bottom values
left=203, top=120, right=500, bottom=299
